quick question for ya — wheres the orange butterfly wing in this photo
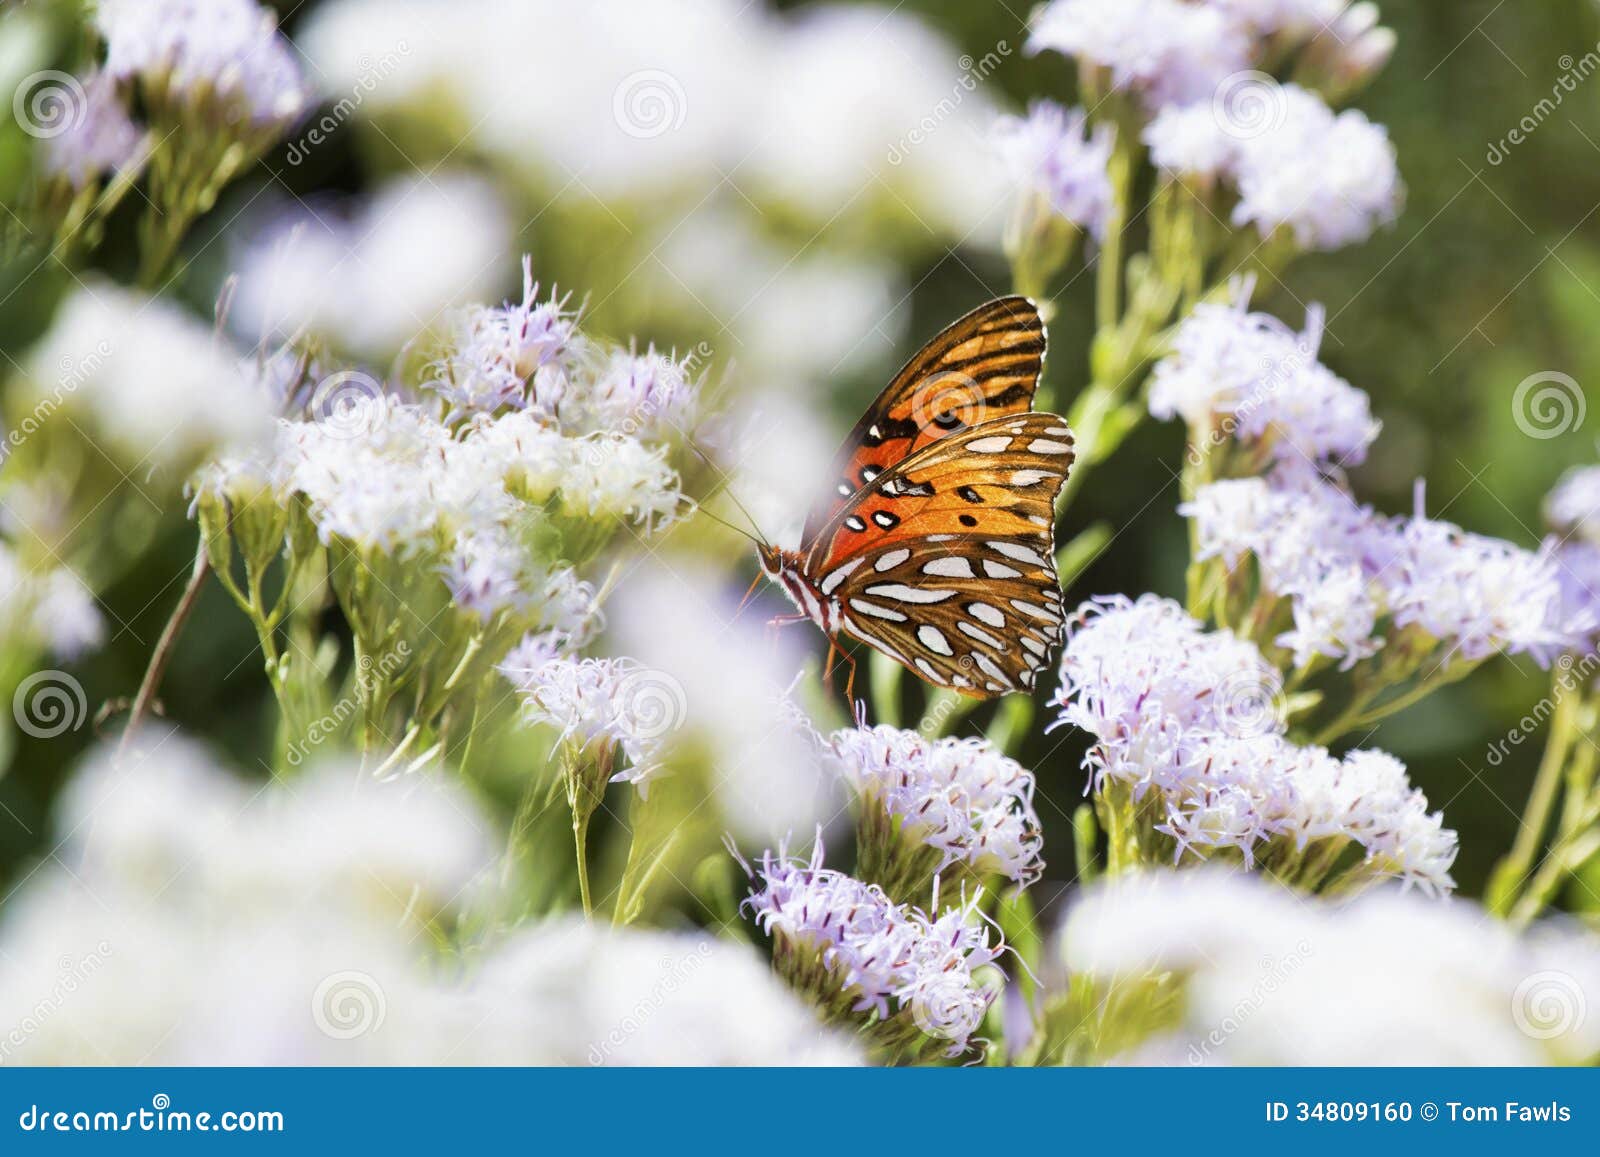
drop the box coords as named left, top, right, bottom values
left=803, top=413, right=1074, bottom=698
left=801, top=296, right=1046, bottom=545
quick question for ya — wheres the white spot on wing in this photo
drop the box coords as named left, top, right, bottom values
left=819, top=557, right=865, bottom=595
left=1011, top=469, right=1050, bottom=486
left=968, top=602, right=1005, bottom=628
left=1010, top=599, right=1058, bottom=622
left=989, top=541, right=1049, bottom=567
left=982, top=559, right=1021, bottom=579
left=849, top=598, right=908, bottom=622
left=968, top=436, right=1012, bottom=453
left=974, top=653, right=1011, bottom=686
left=957, top=621, right=1002, bottom=648
left=874, top=548, right=911, bottom=572
left=915, top=657, right=939, bottom=679
left=864, top=583, right=957, bottom=604
left=1027, top=438, right=1072, bottom=454
left=923, top=556, right=974, bottom=578
left=917, top=624, right=953, bottom=656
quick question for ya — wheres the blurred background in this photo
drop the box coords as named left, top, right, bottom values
left=3, top=0, right=1599, bottom=910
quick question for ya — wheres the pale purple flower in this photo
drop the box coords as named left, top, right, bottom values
left=1383, top=511, right=1573, bottom=665
left=1230, top=84, right=1401, bottom=250
left=1051, top=594, right=1457, bottom=891
left=582, top=346, right=699, bottom=440
left=828, top=725, right=1044, bottom=885
left=1143, top=102, right=1237, bottom=179
left=1544, top=466, right=1600, bottom=545
left=1027, top=0, right=1252, bottom=110
left=38, top=72, right=146, bottom=189
left=506, top=656, right=682, bottom=791
left=1211, top=0, right=1346, bottom=36
left=744, top=844, right=1000, bottom=1055
left=992, top=101, right=1116, bottom=238
left=98, top=0, right=311, bottom=128
left=1150, top=285, right=1380, bottom=465
left=440, top=527, right=529, bottom=621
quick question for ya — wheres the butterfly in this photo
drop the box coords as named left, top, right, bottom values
left=757, top=296, right=1073, bottom=700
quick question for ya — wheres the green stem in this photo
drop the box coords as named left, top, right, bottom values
left=1491, top=688, right=1579, bottom=916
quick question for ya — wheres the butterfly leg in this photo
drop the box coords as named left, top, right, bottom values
left=764, top=613, right=807, bottom=643
left=838, top=646, right=859, bottom=707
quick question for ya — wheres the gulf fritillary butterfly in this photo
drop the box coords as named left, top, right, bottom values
left=757, top=296, right=1073, bottom=700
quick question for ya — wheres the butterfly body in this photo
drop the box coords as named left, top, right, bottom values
left=760, top=297, right=1074, bottom=700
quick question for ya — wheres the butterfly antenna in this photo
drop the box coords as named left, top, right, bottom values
left=696, top=505, right=764, bottom=548
left=681, top=433, right=770, bottom=551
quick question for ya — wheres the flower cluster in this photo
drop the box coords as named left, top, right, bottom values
left=827, top=724, right=1044, bottom=897
left=1052, top=595, right=1458, bottom=893
left=1185, top=470, right=1575, bottom=671
left=1063, top=869, right=1600, bottom=1065
left=744, top=844, right=1001, bottom=1061
left=98, top=0, right=311, bottom=132
left=38, top=72, right=146, bottom=191
left=0, top=545, right=104, bottom=662
left=993, top=102, right=1117, bottom=240
left=1150, top=285, right=1380, bottom=468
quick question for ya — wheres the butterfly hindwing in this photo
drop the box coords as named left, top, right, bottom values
left=807, top=412, right=1074, bottom=697
left=801, top=296, right=1045, bottom=544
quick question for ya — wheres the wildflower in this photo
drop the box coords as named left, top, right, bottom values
left=993, top=102, right=1116, bottom=239
left=1027, top=0, right=1251, bottom=110
left=506, top=656, right=680, bottom=792
left=744, top=844, right=1001, bottom=1060
left=98, top=0, right=311, bottom=132
left=1143, top=102, right=1236, bottom=180
left=0, top=547, right=105, bottom=661
left=1150, top=287, right=1380, bottom=466
left=38, top=71, right=146, bottom=189
left=580, top=347, right=699, bottom=440
left=1544, top=466, right=1600, bottom=546
left=1052, top=595, right=1457, bottom=892
left=1230, top=84, right=1401, bottom=251
left=1063, top=869, right=1600, bottom=1065
left=828, top=724, right=1044, bottom=898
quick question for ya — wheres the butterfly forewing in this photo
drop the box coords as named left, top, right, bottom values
left=801, top=296, right=1045, bottom=544
left=806, top=412, right=1074, bottom=698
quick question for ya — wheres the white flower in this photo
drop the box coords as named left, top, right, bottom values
left=1063, top=869, right=1600, bottom=1065
left=828, top=725, right=1044, bottom=884
left=993, top=102, right=1116, bottom=238
left=1143, top=102, right=1236, bottom=179
left=0, top=546, right=105, bottom=661
left=19, top=282, right=274, bottom=470
left=1150, top=286, right=1380, bottom=465
left=98, top=0, right=310, bottom=128
left=1545, top=466, right=1600, bottom=546
left=38, top=71, right=146, bottom=188
left=579, top=347, right=699, bottom=440
left=1052, top=595, right=1456, bottom=891
left=561, top=434, right=686, bottom=529
left=1210, top=0, right=1346, bottom=36
left=1384, top=512, right=1572, bottom=665
left=1027, top=0, right=1252, bottom=109
left=1230, top=84, right=1401, bottom=251
left=609, top=558, right=840, bottom=844
left=506, top=656, right=682, bottom=791
left=230, top=173, right=511, bottom=358
left=457, top=918, right=862, bottom=1065
left=745, top=845, right=1001, bottom=1056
